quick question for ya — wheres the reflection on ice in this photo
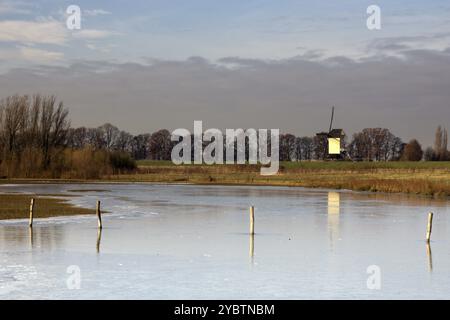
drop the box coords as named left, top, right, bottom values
left=96, top=228, right=102, bottom=254
left=327, top=191, right=340, bottom=251
left=28, top=227, right=33, bottom=249
left=0, top=183, right=449, bottom=299
left=426, top=242, right=433, bottom=272
left=249, top=233, right=254, bottom=265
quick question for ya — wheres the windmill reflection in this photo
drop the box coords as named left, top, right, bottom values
left=327, top=191, right=340, bottom=251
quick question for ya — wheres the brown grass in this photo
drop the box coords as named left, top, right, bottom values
left=114, top=163, right=450, bottom=198
left=0, top=194, right=95, bottom=220
left=1, top=162, right=449, bottom=200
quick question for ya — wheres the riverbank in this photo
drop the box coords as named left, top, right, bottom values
left=0, top=194, right=95, bottom=220
left=1, top=162, right=449, bottom=202
left=123, top=161, right=450, bottom=198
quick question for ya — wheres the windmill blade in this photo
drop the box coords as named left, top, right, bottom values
left=328, top=106, right=335, bottom=133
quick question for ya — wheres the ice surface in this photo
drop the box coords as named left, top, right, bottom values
left=0, top=184, right=449, bottom=299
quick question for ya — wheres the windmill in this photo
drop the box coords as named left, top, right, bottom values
left=316, top=107, right=345, bottom=159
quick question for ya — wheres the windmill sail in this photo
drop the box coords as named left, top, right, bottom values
left=329, top=106, right=335, bottom=133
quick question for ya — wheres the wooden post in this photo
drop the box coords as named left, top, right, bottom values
left=249, top=206, right=255, bottom=235
left=96, top=200, right=102, bottom=229
left=426, top=212, right=433, bottom=242
left=29, top=198, right=35, bottom=227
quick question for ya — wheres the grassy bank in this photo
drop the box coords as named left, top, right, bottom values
left=137, top=160, right=450, bottom=170
left=0, top=194, right=95, bottom=220
left=1, top=161, right=449, bottom=200
left=118, top=161, right=450, bottom=198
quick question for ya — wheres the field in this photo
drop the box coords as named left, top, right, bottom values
left=136, top=160, right=450, bottom=170
left=118, top=160, right=450, bottom=198
left=0, top=194, right=95, bottom=220
left=1, top=162, right=449, bottom=214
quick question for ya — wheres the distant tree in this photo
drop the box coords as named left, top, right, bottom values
left=35, top=95, right=70, bottom=167
left=280, top=134, right=296, bottom=161
left=0, top=94, right=69, bottom=174
left=433, top=126, right=448, bottom=161
left=313, top=135, right=327, bottom=160
left=295, top=136, right=313, bottom=160
left=131, top=134, right=150, bottom=160
left=115, top=130, right=133, bottom=153
left=85, top=127, right=104, bottom=149
left=347, top=128, right=403, bottom=161
left=66, top=127, right=87, bottom=149
left=424, top=147, right=435, bottom=161
left=98, top=123, right=120, bottom=150
left=148, top=129, right=172, bottom=160
left=401, top=139, right=423, bottom=161
left=0, top=94, right=28, bottom=154
left=434, top=126, right=442, bottom=159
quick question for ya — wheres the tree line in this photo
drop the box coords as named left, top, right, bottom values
left=275, top=126, right=448, bottom=162
left=66, top=122, right=449, bottom=162
left=0, top=94, right=136, bottom=179
left=1, top=94, right=448, bottom=179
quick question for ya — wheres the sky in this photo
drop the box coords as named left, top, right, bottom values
left=0, top=0, right=450, bottom=146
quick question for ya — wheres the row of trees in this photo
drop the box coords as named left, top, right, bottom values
left=0, top=94, right=69, bottom=177
left=279, top=128, right=405, bottom=161
left=66, top=124, right=447, bottom=163
left=426, top=126, right=449, bottom=161
left=62, top=123, right=450, bottom=163
left=1, top=95, right=448, bottom=179
left=66, top=125, right=173, bottom=160
left=285, top=126, right=448, bottom=162
left=0, top=95, right=136, bottom=178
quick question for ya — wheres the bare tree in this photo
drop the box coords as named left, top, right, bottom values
left=433, top=126, right=449, bottom=160
left=99, top=123, right=120, bottom=150
left=85, top=127, right=104, bottom=149
left=295, top=136, right=313, bottom=160
left=348, top=128, right=403, bottom=161
left=115, top=130, right=133, bottom=152
left=1, top=95, right=28, bottom=154
left=280, top=134, right=296, bottom=161
left=38, top=96, right=69, bottom=167
left=67, top=127, right=87, bottom=149
left=131, top=134, right=151, bottom=160
left=313, top=135, right=328, bottom=160
left=148, top=129, right=172, bottom=160
left=424, top=147, right=434, bottom=161
left=401, top=139, right=423, bottom=161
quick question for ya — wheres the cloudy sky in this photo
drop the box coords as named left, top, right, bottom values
left=1, top=0, right=450, bottom=146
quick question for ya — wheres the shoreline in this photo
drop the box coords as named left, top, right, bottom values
left=0, top=165, right=450, bottom=194
left=1, top=161, right=449, bottom=197
left=0, top=162, right=449, bottom=220
left=0, top=193, right=95, bottom=220
left=1, top=173, right=448, bottom=221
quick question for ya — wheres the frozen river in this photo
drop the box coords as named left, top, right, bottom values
left=0, top=183, right=449, bottom=299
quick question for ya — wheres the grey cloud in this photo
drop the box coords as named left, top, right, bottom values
left=367, top=33, right=450, bottom=56
left=1, top=48, right=450, bottom=147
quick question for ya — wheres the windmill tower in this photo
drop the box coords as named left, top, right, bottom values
left=316, top=107, right=346, bottom=159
